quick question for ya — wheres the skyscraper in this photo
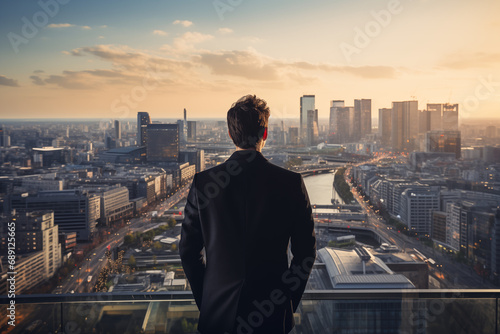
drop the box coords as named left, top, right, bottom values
left=177, top=119, right=185, bottom=145
left=187, top=121, right=197, bottom=142
left=329, top=101, right=351, bottom=144
left=300, top=95, right=315, bottom=144
left=418, top=109, right=430, bottom=134
left=306, top=109, right=319, bottom=146
left=442, top=103, right=459, bottom=131
left=146, top=123, right=179, bottom=162
left=0, top=127, right=10, bottom=147
left=391, top=101, right=419, bottom=151
left=329, top=100, right=345, bottom=143
left=354, top=99, right=372, bottom=141
left=114, top=120, right=121, bottom=140
left=181, top=108, right=188, bottom=143
left=427, top=103, right=443, bottom=130
left=378, top=108, right=392, bottom=147
left=426, top=103, right=459, bottom=131
left=407, top=101, right=419, bottom=140
left=137, top=111, right=151, bottom=147
left=425, top=130, right=461, bottom=159
left=289, top=127, right=299, bottom=146
left=391, top=101, right=418, bottom=151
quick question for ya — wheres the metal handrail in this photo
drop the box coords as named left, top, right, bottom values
left=3, top=289, right=500, bottom=304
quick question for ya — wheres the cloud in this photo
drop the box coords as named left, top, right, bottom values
left=173, top=20, right=193, bottom=27
left=47, top=23, right=74, bottom=28
left=153, top=30, right=168, bottom=36
left=100, top=25, right=108, bottom=29
left=439, top=52, right=500, bottom=70
left=0, top=75, right=19, bottom=87
left=44, top=71, right=94, bottom=89
left=162, top=32, right=214, bottom=54
left=71, top=45, right=193, bottom=73
left=98, top=36, right=105, bottom=39
left=197, top=50, right=279, bottom=81
left=30, top=75, right=45, bottom=86
left=49, top=44, right=197, bottom=90
left=49, top=42, right=399, bottom=92
left=195, top=49, right=397, bottom=81
left=33, top=70, right=45, bottom=74
left=217, top=28, right=233, bottom=34
left=47, top=23, right=95, bottom=30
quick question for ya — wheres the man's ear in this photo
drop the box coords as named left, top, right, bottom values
left=228, top=129, right=232, bottom=139
left=262, top=127, right=268, bottom=141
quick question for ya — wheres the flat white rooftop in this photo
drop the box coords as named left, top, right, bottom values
left=318, top=247, right=414, bottom=289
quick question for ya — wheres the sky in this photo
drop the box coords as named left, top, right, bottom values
left=0, top=0, right=499, bottom=122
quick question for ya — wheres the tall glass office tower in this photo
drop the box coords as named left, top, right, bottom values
left=300, top=95, right=316, bottom=145
left=137, top=111, right=151, bottom=147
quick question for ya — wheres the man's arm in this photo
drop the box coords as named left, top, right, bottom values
left=179, top=174, right=205, bottom=309
left=285, top=173, right=317, bottom=312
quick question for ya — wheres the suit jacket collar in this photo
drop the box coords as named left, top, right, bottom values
left=226, top=149, right=267, bottom=163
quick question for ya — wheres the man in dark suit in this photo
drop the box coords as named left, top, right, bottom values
left=180, top=95, right=316, bottom=334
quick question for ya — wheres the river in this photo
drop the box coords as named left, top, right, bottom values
left=302, top=171, right=344, bottom=206
left=303, top=170, right=381, bottom=247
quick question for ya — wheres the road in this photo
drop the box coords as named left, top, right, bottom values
left=54, top=183, right=190, bottom=294
left=344, top=158, right=496, bottom=289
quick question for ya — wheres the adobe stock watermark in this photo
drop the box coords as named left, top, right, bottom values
left=213, top=0, right=244, bottom=21
left=7, top=0, right=71, bottom=54
left=45, top=293, right=115, bottom=334
left=227, top=256, right=316, bottom=334
left=402, top=290, right=463, bottom=334
left=339, top=0, right=405, bottom=63
left=462, top=75, right=500, bottom=117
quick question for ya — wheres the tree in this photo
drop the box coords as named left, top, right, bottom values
left=153, top=255, right=157, bottom=265
left=168, top=217, right=177, bottom=229
left=128, top=255, right=136, bottom=267
left=153, top=241, right=163, bottom=251
left=124, top=234, right=134, bottom=245
left=171, top=243, right=178, bottom=252
left=284, top=157, right=303, bottom=169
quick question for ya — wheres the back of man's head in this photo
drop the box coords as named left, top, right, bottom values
left=227, top=95, right=270, bottom=149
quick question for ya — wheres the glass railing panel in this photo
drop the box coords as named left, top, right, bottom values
left=1, top=292, right=499, bottom=334
left=1, top=302, right=60, bottom=334
left=60, top=300, right=200, bottom=334
left=296, top=297, right=497, bottom=333
left=414, top=298, right=496, bottom=334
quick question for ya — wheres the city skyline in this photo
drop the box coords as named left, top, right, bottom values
left=0, top=0, right=499, bottom=120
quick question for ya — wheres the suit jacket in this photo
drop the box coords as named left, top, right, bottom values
left=180, top=149, right=316, bottom=334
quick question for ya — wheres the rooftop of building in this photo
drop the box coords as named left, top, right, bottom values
left=318, top=247, right=415, bottom=289
left=102, top=146, right=145, bottom=155
left=32, top=146, right=64, bottom=152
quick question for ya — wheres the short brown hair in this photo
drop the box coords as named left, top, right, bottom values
left=227, top=95, right=270, bottom=149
